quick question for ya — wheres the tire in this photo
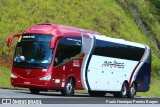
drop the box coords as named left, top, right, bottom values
left=88, top=91, right=106, bottom=97
left=114, top=82, right=128, bottom=98
left=128, top=83, right=136, bottom=98
left=29, top=88, right=40, bottom=94
left=61, top=78, right=74, bottom=96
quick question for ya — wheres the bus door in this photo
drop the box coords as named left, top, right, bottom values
left=52, top=36, right=82, bottom=89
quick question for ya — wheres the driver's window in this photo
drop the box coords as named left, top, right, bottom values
left=54, top=37, right=82, bottom=67
left=14, top=46, right=24, bottom=62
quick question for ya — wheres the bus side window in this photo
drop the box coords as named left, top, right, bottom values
left=54, top=37, right=82, bottom=67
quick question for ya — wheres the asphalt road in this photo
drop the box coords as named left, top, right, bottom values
left=0, top=88, right=159, bottom=107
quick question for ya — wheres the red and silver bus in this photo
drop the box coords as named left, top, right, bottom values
left=7, top=24, right=151, bottom=98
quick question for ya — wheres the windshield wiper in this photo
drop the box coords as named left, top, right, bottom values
left=14, top=62, right=48, bottom=69
left=34, top=63, right=47, bottom=69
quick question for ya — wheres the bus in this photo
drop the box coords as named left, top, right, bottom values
left=7, top=24, right=151, bottom=98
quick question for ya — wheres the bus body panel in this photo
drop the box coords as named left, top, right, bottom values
left=135, top=48, right=151, bottom=92
left=87, top=55, right=139, bottom=91
left=52, top=55, right=84, bottom=90
left=135, top=62, right=151, bottom=92
left=86, top=35, right=151, bottom=92
left=80, top=33, right=96, bottom=90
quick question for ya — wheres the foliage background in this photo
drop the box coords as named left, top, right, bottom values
left=0, top=0, right=160, bottom=97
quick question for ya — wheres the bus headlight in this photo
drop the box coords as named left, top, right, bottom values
left=11, top=73, right=17, bottom=78
left=40, top=75, right=51, bottom=80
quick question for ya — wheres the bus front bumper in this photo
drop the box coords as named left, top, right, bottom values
left=11, top=74, right=53, bottom=89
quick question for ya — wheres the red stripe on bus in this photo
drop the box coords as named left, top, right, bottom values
left=129, top=61, right=141, bottom=88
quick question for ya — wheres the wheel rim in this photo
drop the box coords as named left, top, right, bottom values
left=130, top=84, right=135, bottom=95
left=66, top=81, right=73, bottom=94
left=122, top=84, right=127, bottom=96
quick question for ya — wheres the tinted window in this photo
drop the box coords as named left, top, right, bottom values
left=116, top=43, right=128, bottom=60
left=128, top=46, right=145, bottom=61
left=93, top=40, right=145, bottom=61
left=54, top=37, right=82, bottom=66
left=93, top=40, right=116, bottom=58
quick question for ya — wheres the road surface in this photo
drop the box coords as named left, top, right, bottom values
left=0, top=88, right=159, bottom=107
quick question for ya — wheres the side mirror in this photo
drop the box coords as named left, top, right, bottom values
left=50, top=36, right=63, bottom=49
left=7, top=34, right=21, bottom=47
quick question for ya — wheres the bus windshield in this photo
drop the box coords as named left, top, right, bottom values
left=13, top=34, right=53, bottom=68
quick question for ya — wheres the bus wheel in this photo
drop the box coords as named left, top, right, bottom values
left=61, top=78, right=74, bottom=96
left=128, top=83, right=136, bottom=98
left=29, top=88, right=40, bottom=94
left=120, top=82, right=128, bottom=98
left=114, top=82, right=128, bottom=98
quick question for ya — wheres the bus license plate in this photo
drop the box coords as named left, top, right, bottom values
left=24, top=82, right=30, bottom=84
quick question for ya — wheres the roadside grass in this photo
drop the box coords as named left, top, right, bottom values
left=0, top=66, right=12, bottom=88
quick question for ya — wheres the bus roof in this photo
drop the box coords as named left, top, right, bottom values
left=24, top=23, right=101, bottom=36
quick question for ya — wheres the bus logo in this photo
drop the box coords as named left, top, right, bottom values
left=102, top=60, right=125, bottom=69
left=26, top=69, right=31, bottom=75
